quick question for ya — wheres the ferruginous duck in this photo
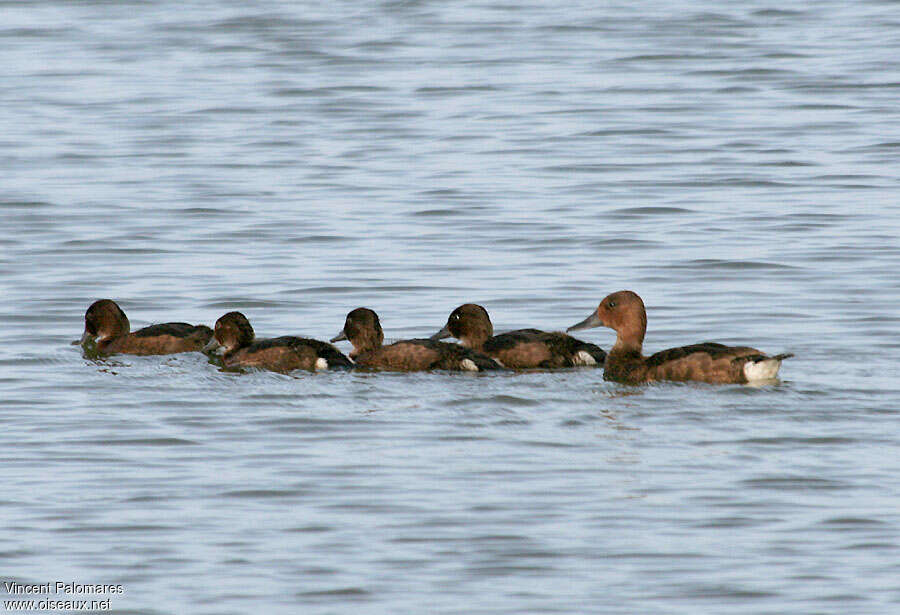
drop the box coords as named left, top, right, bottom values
left=568, top=290, right=792, bottom=385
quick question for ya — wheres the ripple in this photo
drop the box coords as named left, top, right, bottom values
left=219, top=489, right=300, bottom=499
left=740, top=476, right=851, bottom=491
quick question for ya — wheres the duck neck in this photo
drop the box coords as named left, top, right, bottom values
left=97, top=330, right=128, bottom=351
left=222, top=330, right=253, bottom=359
left=610, top=334, right=643, bottom=358
left=350, top=333, right=382, bottom=358
left=97, top=319, right=130, bottom=346
left=461, top=331, right=487, bottom=351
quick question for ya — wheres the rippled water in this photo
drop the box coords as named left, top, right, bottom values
left=3, top=1, right=900, bottom=613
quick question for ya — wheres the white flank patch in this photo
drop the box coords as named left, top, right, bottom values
left=461, top=358, right=478, bottom=372
left=315, top=358, right=328, bottom=371
left=573, top=350, right=597, bottom=366
left=743, top=358, right=781, bottom=382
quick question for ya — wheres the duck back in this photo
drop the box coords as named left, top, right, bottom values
left=484, top=329, right=605, bottom=369
left=228, top=336, right=352, bottom=372
left=356, top=339, right=501, bottom=372
left=644, top=343, right=779, bottom=384
left=111, top=323, right=212, bottom=355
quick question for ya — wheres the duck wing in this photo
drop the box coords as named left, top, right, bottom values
left=290, top=337, right=354, bottom=369
left=645, top=343, right=774, bottom=384
left=133, top=322, right=208, bottom=338
left=485, top=329, right=605, bottom=368
left=536, top=331, right=606, bottom=367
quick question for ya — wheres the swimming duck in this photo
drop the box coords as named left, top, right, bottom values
left=78, top=299, right=212, bottom=355
left=430, top=304, right=606, bottom=369
left=567, top=290, right=792, bottom=384
left=204, top=311, right=352, bottom=372
left=331, top=307, right=502, bottom=372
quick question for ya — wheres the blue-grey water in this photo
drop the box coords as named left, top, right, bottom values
left=2, top=1, right=900, bottom=613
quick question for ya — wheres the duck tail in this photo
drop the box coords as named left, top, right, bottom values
left=743, top=353, right=793, bottom=382
left=321, top=346, right=354, bottom=370
left=573, top=342, right=607, bottom=367
left=467, top=351, right=504, bottom=371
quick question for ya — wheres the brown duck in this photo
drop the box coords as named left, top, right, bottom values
left=430, top=304, right=606, bottom=369
left=78, top=299, right=212, bottom=355
left=331, top=307, right=502, bottom=372
left=204, top=312, right=352, bottom=372
left=567, top=290, right=792, bottom=384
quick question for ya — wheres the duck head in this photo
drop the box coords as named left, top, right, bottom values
left=430, top=303, right=493, bottom=350
left=331, top=307, right=384, bottom=356
left=567, top=290, right=646, bottom=352
left=79, top=299, right=130, bottom=346
left=205, top=311, right=255, bottom=356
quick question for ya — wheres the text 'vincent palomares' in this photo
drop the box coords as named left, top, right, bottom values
left=4, top=582, right=124, bottom=595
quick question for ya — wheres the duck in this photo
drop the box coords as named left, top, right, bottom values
left=78, top=299, right=212, bottom=355
left=203, top=311, right=352, bottom=372
left=567, top=290, right=792, bottom=384
left=331, top=307, right=502, bottom=372
left=430, top=303, right=606, bottom=369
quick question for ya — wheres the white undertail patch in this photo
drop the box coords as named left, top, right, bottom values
left=743, top=357, right=782, bottom=382
left=461, top=358, right=478, bottom=372
left=573, top=350, right=597, bottom=366
left=315, top=357, right=328, bottom=371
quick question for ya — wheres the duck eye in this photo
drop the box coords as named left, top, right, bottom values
left=608, top=301, right=616, bottom=309
left=452, top=313, right=459, bottom=320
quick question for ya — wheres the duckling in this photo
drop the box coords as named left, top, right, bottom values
left=431, top=303, right=606, bottom=369
left=204, top=311, right=352, bottom=372
left=331, top=308, right=502, bottom=372
left=78, top=299, right=212, bottom=355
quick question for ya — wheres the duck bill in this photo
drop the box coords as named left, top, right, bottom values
left=429, top=325, right=451, bottom=341
left=202, top=338, right=221, bottom=354
left=567, top=311, right=602, bottom=332
left=330, top=330, right=347, bottom=343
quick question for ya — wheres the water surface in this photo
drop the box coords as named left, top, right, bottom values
left=2, top=1, right=900, bottom=613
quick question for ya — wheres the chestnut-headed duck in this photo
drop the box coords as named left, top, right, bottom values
left=567, top=290, right=792, bottom=385
left=203, top=312, right=352, bottom=372
left=78, top=299, right=212, bottom=355
left=331, top=307, right=502, bottom=372
left=430, top=304, right=606, bottom=369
